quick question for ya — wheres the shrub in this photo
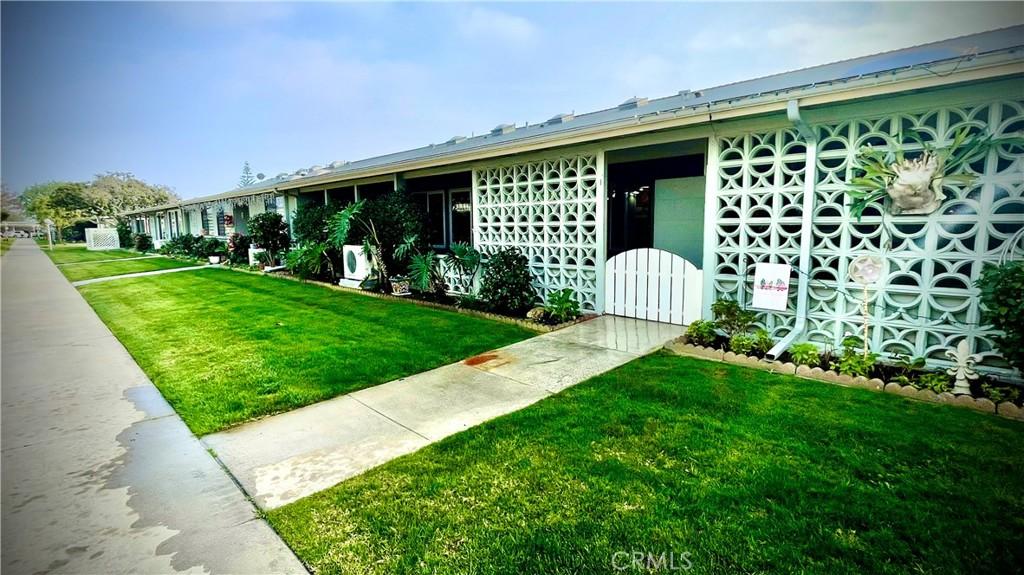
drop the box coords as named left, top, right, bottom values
left=249, top=212, right=291, bottom=265
left=789, top=342, right=820, bottom=367
left=479, top=247, right=536, bottom=316
left=830, top=336, right=878, bottom=378
left=981, top=381, right=1021, bottom=404
left=115, top=217, right=133, bottom=248
left=352, top=192, right=424, bottom=277
left=544, top=288, right=581, bottom=324
left=406, top=251, right=446, bottom=295
left=195, top=236, right=226, bottom=259
left=227, top=233, right=251, bottom=265
left=729, top=333, right=755, bottom=355
left=286, top=242, right=329, bottom=280
left=915, top=372, right=952, bottom=394
left=977, top=261, right=1024, bottom=372
left=711, top=299, right=758, bottom=338
left=133, top=233, right=153, bottom=253
left=293, top=203, right=338, bottom=245
left=752, top=329, right=773, bottom=356
left=685, top=320, right=717, bottom=347
left=456, top=294, right=487, bottom=311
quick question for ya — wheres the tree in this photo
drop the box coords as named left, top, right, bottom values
left=238, top=161, right=255, bottom=188
left=1, top=184, right=24, bottom=221
left=83, top=172, right=177, bottom=224
left=20, top=181, right=89, bottom=241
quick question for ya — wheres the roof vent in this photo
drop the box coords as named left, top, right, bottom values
left=490, top=123, right=515, bottom=136
left=276, top=172, right=288, bottom=179
left=546, top=113, right=574, bottom=125
left=618, top=97, right=649, bottom=111
left=678, top=90, right=698, bottom=100
left=446, top=135, right=467, bottom=145
left=329, top=160, right=348, bottom=169
left=309, top=165, right=325, bottom=174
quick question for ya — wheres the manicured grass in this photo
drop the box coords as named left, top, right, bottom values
left=269, top=352, right=1024, bottom=575
left=78, top=269, right=533, bottom=435
left=0, top=238, right=13, bottom=256
left=42, top=243, right=145, bottom=264
left=59, top=257, right=198, bottom=282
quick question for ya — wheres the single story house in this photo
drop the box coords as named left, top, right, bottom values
left=124, top=26, right=1024, bottom=375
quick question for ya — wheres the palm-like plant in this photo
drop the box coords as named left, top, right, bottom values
left=445, top=242, right=481, bottom=292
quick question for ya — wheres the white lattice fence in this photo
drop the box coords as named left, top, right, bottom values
left=713, top=97, right=1024, bottom=363
left=85, top=228, right=121, bottom=251
left=474, top=155, right=601, bottom=310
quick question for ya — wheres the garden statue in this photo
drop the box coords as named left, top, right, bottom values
left=945, top=338, right=981, bottom=395
left=887, top=153, right=945, bottom=215
left=849, top=255, right=884, bottom=358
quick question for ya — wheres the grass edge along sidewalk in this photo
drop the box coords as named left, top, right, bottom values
left=77, top=267, right=534, bottom=435
left=269, top=352, right=1024, bottom=575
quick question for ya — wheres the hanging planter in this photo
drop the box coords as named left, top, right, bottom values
left=845, top=129, right=1024, bottom=220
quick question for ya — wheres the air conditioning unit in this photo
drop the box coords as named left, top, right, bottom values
left=343, top=244, right=370, bottom=280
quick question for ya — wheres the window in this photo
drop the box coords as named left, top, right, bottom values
left=449, top=190, right=472, bottom=245
left=412, top=189, right=472, bottom=249
left=265, top=195, right=279, bottom=212
left=201, top=208, right=210, bottom=233
left=216, top=208, right=226, bottom=236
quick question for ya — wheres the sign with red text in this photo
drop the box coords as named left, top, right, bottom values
left=752, top=262, right=791, bottom=311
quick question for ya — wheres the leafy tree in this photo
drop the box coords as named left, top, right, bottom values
left=239, top=161, right=256, bottom=188
left=1, top=185, right=24, bottom=221
left=21, top=181, right=89, bottom=241
left=83, top=172, right=177, bottom=223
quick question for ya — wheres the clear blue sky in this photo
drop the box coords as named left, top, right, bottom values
left=2, top=1, right=1020, bottom=199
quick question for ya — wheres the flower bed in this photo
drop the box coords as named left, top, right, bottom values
left=230, top=265, right=594, bottom=333
left=665, top=339, right=1024, bottom=421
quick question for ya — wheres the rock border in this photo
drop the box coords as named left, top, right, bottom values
left=664, top=340, right=1024, bottom=422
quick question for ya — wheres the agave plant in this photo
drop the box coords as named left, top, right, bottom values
left=846, top=128, right=1024, bottom=220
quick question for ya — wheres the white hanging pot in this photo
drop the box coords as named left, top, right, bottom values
left=208, top=255, right=221, bottom=264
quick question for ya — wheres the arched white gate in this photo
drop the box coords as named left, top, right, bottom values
left=604, top=248, right=702, bottom=325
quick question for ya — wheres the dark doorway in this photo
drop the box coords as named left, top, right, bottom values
left=606, top=152, right=704, bottom=258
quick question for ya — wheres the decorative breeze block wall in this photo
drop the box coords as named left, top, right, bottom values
left=474, top=154, right=601, bottom=311
left=712, top=97, right=1024, bottom=363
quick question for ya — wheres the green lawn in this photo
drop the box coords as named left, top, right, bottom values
left=60, top=257, right=198, bottom=282
left=1, top=238, right=13, bottom=256
left=79, top=269, right=534, bottom=435
left=42, top=243, right=145, bottom=264
left=269, top=352, right=1024, bottom=575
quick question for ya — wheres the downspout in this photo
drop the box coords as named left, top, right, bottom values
left=766, top=100, right=818, bottom=360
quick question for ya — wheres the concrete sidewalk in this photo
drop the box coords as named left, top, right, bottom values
left=204, top=314, right=683, bottom=509
left=1, top=240, right=306, bottom=574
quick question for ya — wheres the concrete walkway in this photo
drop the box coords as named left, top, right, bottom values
left=205, top=315, right=683, bottom=509
left=71, top=264, right=208, bottom=287
left=1, top=240, right=306, bottom=574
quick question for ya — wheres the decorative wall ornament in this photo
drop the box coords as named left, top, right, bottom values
left=713, top=96, right=1024, bottom=366
left=846, top=129, right=1024, bottom=219
left=945, top=338, right=981, bottom=395
left=474, top=155, right=601, bottom=310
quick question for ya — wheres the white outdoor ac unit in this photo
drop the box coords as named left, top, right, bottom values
left=343, top=244, right=370, bottom=280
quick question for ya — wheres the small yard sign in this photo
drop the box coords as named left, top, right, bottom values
left=752, top=262, right=792, bottom=311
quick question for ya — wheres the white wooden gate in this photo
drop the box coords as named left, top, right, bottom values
left=604, top=248, right=702, bottom=325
